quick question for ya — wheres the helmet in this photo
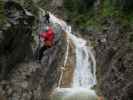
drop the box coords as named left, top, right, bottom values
left=44, top=26, right=49, bottom=32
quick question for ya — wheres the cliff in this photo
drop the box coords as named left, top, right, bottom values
left=0, top=0, right=133, bottom=100
left=0, top=1, right=68, bottom=100
left=41, top=0, right=133, bottom=99
left=59, top=0, right=133, bottom=100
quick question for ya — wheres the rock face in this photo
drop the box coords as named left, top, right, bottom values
left=86, top=17, right=133, bottom=100
left=60, top=41, right=75, bottom=87
left=0, top=1, right=67, bottom=100
left=35, top=0, right=133, bottom=99
left=1, top=0, right=133, bottom=100
left=0, top=1, right=34, bottom=80
left=52, top=0, right=133, bottom=99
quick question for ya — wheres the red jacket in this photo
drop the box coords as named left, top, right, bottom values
left=40, top=26, right=54, bottom=45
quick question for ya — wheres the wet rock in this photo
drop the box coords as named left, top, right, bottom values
left=0, top=1, right=34, bottom=80
left=60, top=41, right=76, bottom=87
left=84, top=17, right=133, bottom=100
left=0, top=1, right=67, bottom=100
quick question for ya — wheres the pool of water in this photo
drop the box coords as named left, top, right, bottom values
left=51, top=88, right=98, bottom=100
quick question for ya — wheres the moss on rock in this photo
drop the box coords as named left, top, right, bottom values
left=0, top=0, right=7, bottom=27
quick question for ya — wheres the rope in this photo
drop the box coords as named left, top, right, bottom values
left=36, top=7, right=71, bottom=87
left=36, top=12, right=41, bottom=60
left=57, top=34, right=69, bottom=87
left=35, top=10, right=44, bottom=61
left=35, top=9, right=46, bottom=60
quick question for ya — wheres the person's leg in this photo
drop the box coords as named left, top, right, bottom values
left=46, top=16, right=50, bottom=24
left=47, top=18, right=50, bottom=23
left=38, top=45, right=48, bottom=61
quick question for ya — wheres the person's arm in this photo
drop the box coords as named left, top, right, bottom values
left=40, top=32, right=47, bottom=42
left=39, top=33, right=43, bottom=37
left=40, top=32, right=46, bottom=38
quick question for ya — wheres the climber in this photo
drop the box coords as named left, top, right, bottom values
left=45, top=11, right=50, bottom=23
left=38, top=26, right=54, bottom=61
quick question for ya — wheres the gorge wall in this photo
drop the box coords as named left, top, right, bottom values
left=0, top=0, right=68, bottom=100
left=39, top=0, right=133, bottom=100
left=59, top=0, right=133, bottom=100
left=0, top=0, right=133, bottom=100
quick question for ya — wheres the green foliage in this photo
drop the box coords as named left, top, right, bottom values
left=63, top=0, right=133, bottom=31
left=120, top=0, right=133, bottom=12
left=101, top=0, right=133, bottom=23
left=0, top=0, right=6, bottom=26
left=64, top=0, right=96, bottom=15
left=64, top=0, right=75, bottom=12
left=63, top=0, right=97, bottom=29
left=101, top=0, right=120, bottom=17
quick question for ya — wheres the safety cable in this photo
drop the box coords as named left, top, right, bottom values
left=57, top=33, right=69, bottom=88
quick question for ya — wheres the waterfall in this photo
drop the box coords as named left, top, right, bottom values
left=66, top=27, right=96, bottom=88
left=72, top=39, right=96, bottom=88
left=49, top=13, right=96, bottom=88
left=49, top=12, right=98, bottom=100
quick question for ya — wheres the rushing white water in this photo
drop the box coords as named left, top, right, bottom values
left=49, top=13, right=96, bottom=88
left=58, top=33, right=70, bottom=87
left=67, top=27, right=96, bottom=88
left=48, top=12, right=98, bottom=100
left=51, top=88, right=97, bottom=100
